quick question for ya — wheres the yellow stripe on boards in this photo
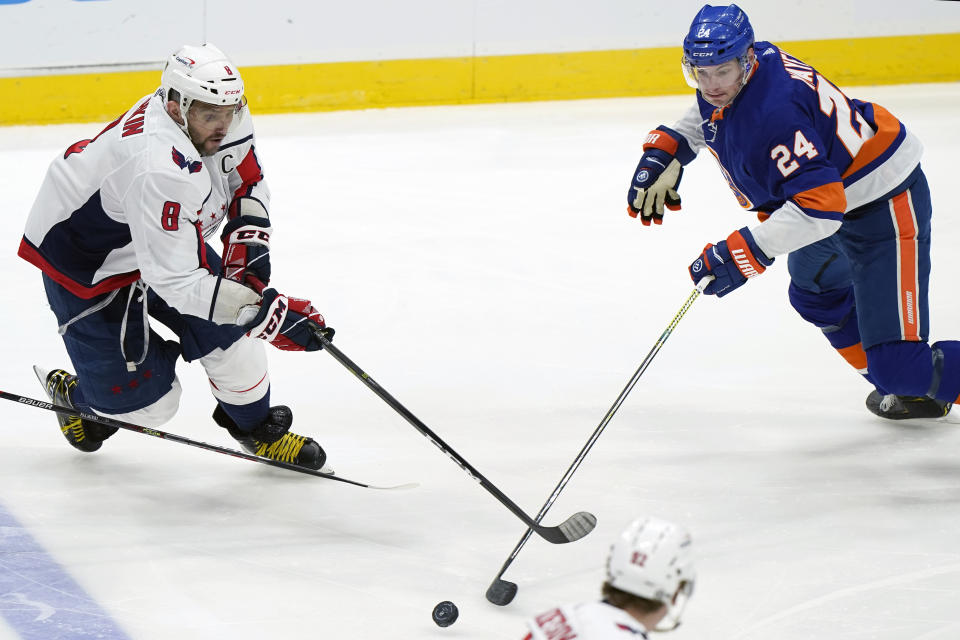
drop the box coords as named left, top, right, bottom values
left=1, top=70, right=158, bottom=126
left=2, top=33, right=958, bottom=126
left=243, top=57, right=474, bottom=113
left=778, top=33, right=960, bottom=87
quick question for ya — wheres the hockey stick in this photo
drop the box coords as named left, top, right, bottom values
left=0, top=389, right=416, bottom=491
left=486, top=277, right=712, bottom=604
left=312, top=330, right=597, bottom=545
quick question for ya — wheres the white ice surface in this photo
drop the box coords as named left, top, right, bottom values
left=1, top=84, right=960, bottom=640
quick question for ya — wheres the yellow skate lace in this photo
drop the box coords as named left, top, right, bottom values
left=60, top=417, right=87, bottom=443
left=48, top=372, right=87, bottom=443
left=255, top=433, right=307, bottom=464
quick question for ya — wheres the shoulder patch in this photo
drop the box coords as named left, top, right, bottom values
left=171, top=146, right=203, bottom=174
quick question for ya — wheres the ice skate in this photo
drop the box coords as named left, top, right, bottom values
left=33, top=366, right=118, bottom=452
left=865, top=390, right=951, bottom=420
left=213, top=404, right=332, bottom=473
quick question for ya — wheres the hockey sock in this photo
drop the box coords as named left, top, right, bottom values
left=822, top=318, right=868, bottom=372
left=865, top=341, right=934, bottom=398
left=217, top=389, right=271, bottom=433
left=788, top=283, right=882, bottom=389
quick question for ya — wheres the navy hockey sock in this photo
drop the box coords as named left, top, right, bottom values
left=216, top=391, right=271, bottom=433
left=865, top=341, right=935, bottom=398
left=788, top=283, right=881, bottom=388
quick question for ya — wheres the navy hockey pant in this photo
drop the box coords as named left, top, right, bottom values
left=787, top=165, right=960, bottom=402
left=42, top=245, right=252, bottom=417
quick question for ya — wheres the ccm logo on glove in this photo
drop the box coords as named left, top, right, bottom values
left=250, top=295, right=287, bottom=342
left=241, top=288, right=334, bottom=352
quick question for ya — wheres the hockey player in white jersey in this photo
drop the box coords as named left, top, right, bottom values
left=19, top=43, right=334, bottom=470
left=523, top=517, right=695, bottom=639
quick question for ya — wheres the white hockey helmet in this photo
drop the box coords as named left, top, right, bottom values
left=605, top=516, right=695, bottom=630
left=160, top=43, right=246, bottom=134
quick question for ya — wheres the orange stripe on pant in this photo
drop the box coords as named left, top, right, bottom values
left=889, top=190, right=921, bottom=341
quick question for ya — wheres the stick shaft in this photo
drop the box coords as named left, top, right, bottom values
left=487, top=283, right=706, bottom=587
left=313, top=332, right=594, bottom=543
left=0, top=389, right=384, bottom=489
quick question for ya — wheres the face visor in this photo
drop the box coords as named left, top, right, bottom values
left=183, top=95, right=248, bottom=136
left=681, top=51, right=753, bottom=92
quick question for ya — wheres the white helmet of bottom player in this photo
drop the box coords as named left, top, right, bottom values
left=605, top=516, right=695, bottom=630
left=160, top=43, right=246, bottom=136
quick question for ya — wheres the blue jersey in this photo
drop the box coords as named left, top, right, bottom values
left=673, top=41, right=922, bottom=259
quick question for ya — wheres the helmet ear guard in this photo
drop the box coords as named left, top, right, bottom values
left=160, top=43, right=247, bottom=138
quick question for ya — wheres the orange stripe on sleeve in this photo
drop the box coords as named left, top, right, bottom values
left=889, top=190, right=920, bottom=341
left=643, top=129, right=678, bottom=155
left=792, top=181, right=846, bottom=215
left=841, top=103, right=901, bottom=179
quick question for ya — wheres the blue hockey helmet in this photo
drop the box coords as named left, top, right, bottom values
left=682, top=4, right=754, bottom=67
left=681, top=4, right=755, bottom=90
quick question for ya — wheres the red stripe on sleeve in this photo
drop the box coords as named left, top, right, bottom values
left=232, top=147, right=264, bottom=201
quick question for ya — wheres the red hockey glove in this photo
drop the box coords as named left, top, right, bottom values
left=221, top=214, right=271, bottom=291
left=688, top=227, right=773, bottom=297
left=627, top=126, right=696, bottom=225
left=242, top=288, right=335, bottom=352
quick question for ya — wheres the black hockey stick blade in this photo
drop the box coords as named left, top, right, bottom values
left=535, top=510, right=597, bottom=544
left=486, top=577, right=518, bottom=606
left=2, top=385, right=416, bottom=491
left=486, top=510, right=596, bottom=603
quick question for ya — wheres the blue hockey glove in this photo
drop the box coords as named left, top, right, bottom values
left=688, top=227, right=773, bottom=297
left=627, top=126, right=696, bottom=226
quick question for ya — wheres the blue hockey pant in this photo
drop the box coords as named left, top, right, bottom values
left=787, top=166, right=960, bottom=402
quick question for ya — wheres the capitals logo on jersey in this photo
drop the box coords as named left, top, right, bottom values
left=171, top=146, right=202, bottom=174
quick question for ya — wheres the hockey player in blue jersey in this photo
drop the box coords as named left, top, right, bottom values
left=627, top=4, right=959, bottom=420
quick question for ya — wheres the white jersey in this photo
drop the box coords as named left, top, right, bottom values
left=523, top=601, right=649, bottom=640
left=19, top=90, right=269, bottom=323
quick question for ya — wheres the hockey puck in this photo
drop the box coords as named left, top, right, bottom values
left=432, top=600, right=459, bottom=627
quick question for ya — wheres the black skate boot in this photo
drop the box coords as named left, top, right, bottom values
left=213, top=404, right=329, bottom=471
left=866, top=390, right=952, bottom=420
left=33, top=366, right=119, bottom=452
